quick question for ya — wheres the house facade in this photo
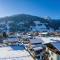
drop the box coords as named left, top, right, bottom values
left=28, top=38, right=45, bottom=60
left=45, top=42, right=60, bottom=60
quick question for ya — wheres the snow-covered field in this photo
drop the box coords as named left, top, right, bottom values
left=0, top=45, right=34, bottom=60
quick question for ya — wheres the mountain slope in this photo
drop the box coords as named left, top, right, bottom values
left=0, top=14, right=60, bottom=32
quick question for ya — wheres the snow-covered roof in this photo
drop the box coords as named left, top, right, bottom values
left=39, top=32, right=48, bottom=34
left=35, top=36, right=60, bottom=44
left=33, top=46, right=43, bottom=51
left=3, top=37, right=18, bottom=43
left=51, top=41, right=60, bottom=51
left=29, top=38, right=43, bottom=44
left=31, top=43, right=42, bottom=48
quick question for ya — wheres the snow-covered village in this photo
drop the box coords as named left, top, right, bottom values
left=0, top=0, right=60, bottom=60
left=0, top=31, right=60, bottom=60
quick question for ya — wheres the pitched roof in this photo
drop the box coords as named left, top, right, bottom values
left=51, top=41, right=60, bottom=51
left=29, top=38, right=42, bottom=44
left=33, top=46, right=43, bottom=51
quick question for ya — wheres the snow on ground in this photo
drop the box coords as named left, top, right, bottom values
left=0, top=45, right=34, bottom=60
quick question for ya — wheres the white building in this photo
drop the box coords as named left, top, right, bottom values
left=28, top=38, right=45, bottom=60
left=45, top=41, right=60, bottom=60
left=34, top=36, right=60, bottom=60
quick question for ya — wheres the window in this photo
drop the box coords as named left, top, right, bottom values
left=51, top=52, right=53, bottom=55
left=51, top=58, right=53, bottom=60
